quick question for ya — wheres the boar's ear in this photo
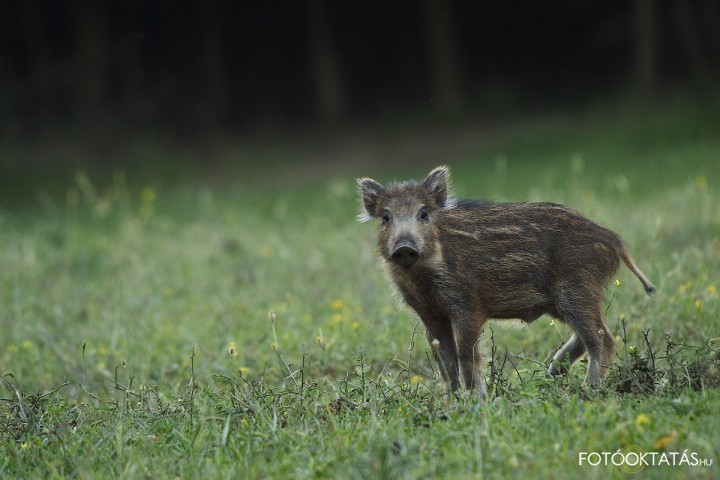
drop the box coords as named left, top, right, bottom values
left=422, top=165, right=453, bottom=207
left=357, top=177, right=385, bottom=222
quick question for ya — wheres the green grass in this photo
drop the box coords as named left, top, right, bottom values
left=1, top=102, right=719, bottom=478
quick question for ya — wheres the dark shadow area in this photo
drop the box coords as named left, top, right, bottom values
left=1, top=1, right=719, bottom=202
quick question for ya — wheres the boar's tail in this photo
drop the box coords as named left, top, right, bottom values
left=620, top=250, right=657, bottom=298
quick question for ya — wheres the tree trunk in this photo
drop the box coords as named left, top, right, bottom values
left=200, top=0, right=226, bottom=126
left=673, top=0, right=711, bottom=87
left=305, top=0, right=345, bottom=121
left=18, top=0, right=52, bottom=132
left=422, top=0, right=462, bottom=114
left=74, top=0, right=109, bottom=122
left=116, top=4, right=145, bottom=124
left=633, top=0, right=659, bottom=101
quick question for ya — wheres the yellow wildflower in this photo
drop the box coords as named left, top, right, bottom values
left=228, top=341, right=237, bottom=357
left=695, top=299, right=704, bottom=310
left=239, top=367, right=249, bottom=376
left=652, top=431, right=678, bottom=451
left=330, top=299, right=344, bottom=310
left=410, top=375, right=422, bottom=384
left=351, top=321, right=361, bottom=331
left=331, top=314, right=343, bottom=324
left=635, top=413, right=650, bottom=432
left=615, top=279, right=622, bottom=287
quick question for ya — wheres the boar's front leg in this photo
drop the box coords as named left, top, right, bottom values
left=455, top=315, right=488, bottom=399
left=420, top=312, right=460, bottom=392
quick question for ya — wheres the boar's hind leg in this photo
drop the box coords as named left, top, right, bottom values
left=575, top=314, right=615, bottom=388
left=597, top=317, right=616, bottom=384
left=549, top=333, right=586, bottom=376
left=556, top=294, right=615, bottom=388
left=422, top=315, right=460, bottom=392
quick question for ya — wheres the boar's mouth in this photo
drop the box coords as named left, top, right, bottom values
left=391, top=240, right=420, bottom=268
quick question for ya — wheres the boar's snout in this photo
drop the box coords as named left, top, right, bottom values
left=391, top=240, right=420, bottom=268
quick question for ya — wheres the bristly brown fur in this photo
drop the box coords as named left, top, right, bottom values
left=358, top=165, right=656, bottom=398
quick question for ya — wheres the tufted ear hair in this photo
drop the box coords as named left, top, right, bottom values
left=357, top=177, right=385, bottom=222
left=422, top=165, right=454, bottom=207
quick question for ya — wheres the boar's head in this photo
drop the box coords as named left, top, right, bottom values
left=358, top=166, right=454, bottom=269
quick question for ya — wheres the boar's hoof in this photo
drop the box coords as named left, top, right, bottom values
left=391, top=242, right=420, bottom=267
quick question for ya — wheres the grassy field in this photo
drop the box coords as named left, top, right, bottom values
left=1, top=102, right=719, bottom=478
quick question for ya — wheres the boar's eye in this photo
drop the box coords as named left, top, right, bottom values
left=381, top=210, right=392, bottom=225
left=418, top=207, right=430, bottom=222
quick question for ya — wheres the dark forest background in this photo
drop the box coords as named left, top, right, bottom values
left=1, top=0, right=719, bottom=170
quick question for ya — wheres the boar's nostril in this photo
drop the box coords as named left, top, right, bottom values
left=391, top=243, right=420, bottom=267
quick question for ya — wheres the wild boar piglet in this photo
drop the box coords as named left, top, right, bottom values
left=358, top=166, right=655, bottom=398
